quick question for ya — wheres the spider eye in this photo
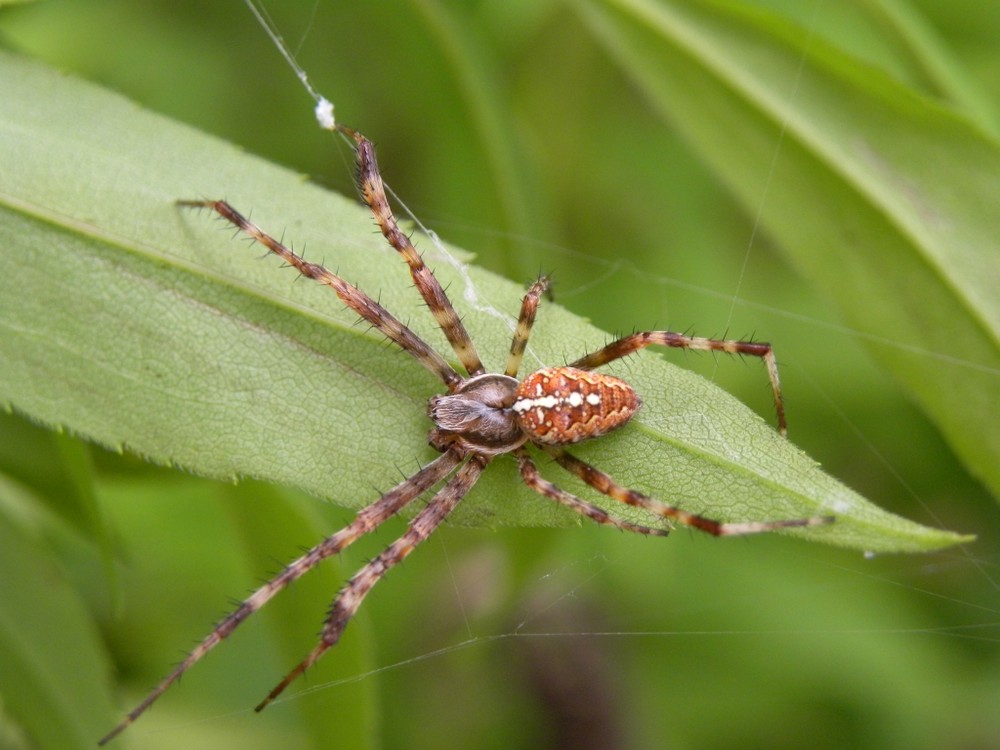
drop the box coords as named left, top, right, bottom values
left=513, top=366, right=641, bottom=445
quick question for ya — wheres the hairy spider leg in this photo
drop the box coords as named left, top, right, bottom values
left=98, top=450, right=463, bottom=746
left=255, top=454, right=490, bottom=712
left=103, top=115, right=834, bottom=745
left=177, top=199, right=463, bottom=391
left=337, top=125, right=486, bottom=378
left=516, top=448, right=670, bottom=536
left=506, top=276, right=552, bottom=378
left=545, top=446, right=834, bottom=535
left=569, top=331, right=787, bottom=436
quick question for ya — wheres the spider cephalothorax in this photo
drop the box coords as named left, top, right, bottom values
left=429, top=373, right=527, bottom=455
left=100, top=124, right=832, bottom=745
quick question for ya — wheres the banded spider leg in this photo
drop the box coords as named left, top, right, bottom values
left=101, top=123, right=831, bottom=744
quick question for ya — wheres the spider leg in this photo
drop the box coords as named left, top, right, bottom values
left=543, top=446, right=833, bottom=536
left=506, top=276, right=552, bottom=378
left=516, top=448, right=668, bottom=536
left=337, top=126, right=485, bottom=378
left=98, top=450, right=463, bottom=746
left=569, top=331, right=787, bottom=436
left=255, top=454, right=490, bottom=711
left=178, top=199, right=462, bottom=390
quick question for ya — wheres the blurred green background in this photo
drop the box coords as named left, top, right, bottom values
left=1, top=1, right=998, bottom=748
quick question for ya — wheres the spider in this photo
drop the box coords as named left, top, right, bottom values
left=100, top=125, right=833, bottom=744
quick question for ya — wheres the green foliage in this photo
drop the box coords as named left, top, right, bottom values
left=574, top=0, right=1000, bottom=498
left=0, top=1, right=997, bottom=749
left=0, top=509, right=116, bottom=747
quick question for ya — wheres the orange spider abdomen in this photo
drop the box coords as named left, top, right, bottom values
left=512, top=367, right=641, bottom=445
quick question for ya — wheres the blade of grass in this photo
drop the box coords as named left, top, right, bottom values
left=863, top=0, right=1000, bottom=132
left=0, top=508, right=117, bottom=750
left=575, top=0, right=1000, bottom=501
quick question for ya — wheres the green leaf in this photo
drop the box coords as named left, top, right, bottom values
left=0, top=508, right=116, bottom=749
left=0, top=410, right=100, bottom=538
left=0, top=49, right=967, bottom=552
left=573, top=0, right=1000, bottom=500
left=219, top=482, right=378, bottom=750
left=859, top=0, right=1000, bottom=130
